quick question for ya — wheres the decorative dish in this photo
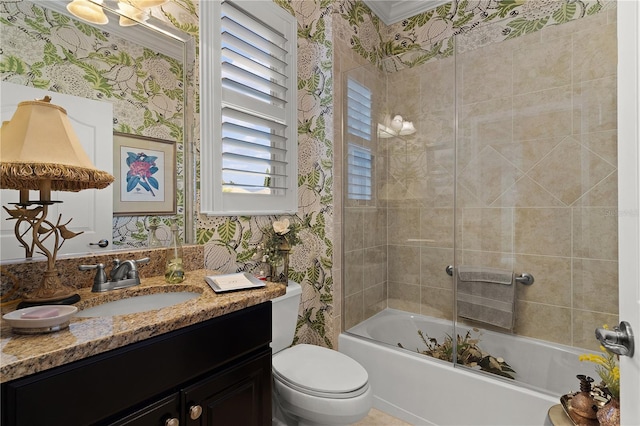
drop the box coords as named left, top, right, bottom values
left=2, top=305, right=78, bottom=334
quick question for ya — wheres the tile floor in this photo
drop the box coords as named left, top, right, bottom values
left=353, top=408, right=411, bottom=425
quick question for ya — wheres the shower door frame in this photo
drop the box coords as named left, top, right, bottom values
left=617, top=1, right=640, bottom=424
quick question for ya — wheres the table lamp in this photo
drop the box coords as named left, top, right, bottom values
left=0, top=96, right=114, bottom=306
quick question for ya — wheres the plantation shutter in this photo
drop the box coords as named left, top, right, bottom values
left=201, top=0, right=297, bottom=215
left=346, top=78, right=373, bottom=201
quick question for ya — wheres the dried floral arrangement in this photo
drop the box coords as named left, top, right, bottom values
left=580, top=345, right=620, bottom=400
left=398, top=329, right=516, bottom=379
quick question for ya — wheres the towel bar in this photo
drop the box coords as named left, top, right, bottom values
left=445, top=265, right=534, bottom=285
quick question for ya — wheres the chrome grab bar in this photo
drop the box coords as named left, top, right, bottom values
left=445, top=265, right=534, bottom=285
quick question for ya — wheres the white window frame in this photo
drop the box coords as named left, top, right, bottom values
left=200, top=0, right=297, bottom=216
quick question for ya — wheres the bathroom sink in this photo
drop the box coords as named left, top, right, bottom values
left=75, top=292, right=201, bottom=318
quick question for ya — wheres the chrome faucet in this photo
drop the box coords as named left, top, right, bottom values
left=79, top=257, right=150, bottom=292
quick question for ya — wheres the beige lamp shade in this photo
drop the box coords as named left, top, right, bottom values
left=0, top=97, right=114, bottom=192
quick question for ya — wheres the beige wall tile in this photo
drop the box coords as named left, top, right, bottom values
left=578, top=130, right=617, bottom=167
left=572, top=21, right=617, bottom=83
left=461, top=207, right=514, bottom=253
left=458, top=147, right=523, bottom=206
left=387, top=207, right=421, bottom=245
left=388, top=245, right=420, bottom=285
left=420, top=207, right=454, bottom=248
left=573, top=207, right=618, bottom=260
left=420, top=247, right=454, bottom=289
left=344, top=208, right=364, bottom=252
left=513, top=86, right=573, bottom=141
left=344, top=249, right=364, bottom=297
left=420, top=55, right=455, bottom=113
left=420, top=286, right=453, bottom=320
left=363, top=208, right=387, bottom=248
left=516, top=254, right=571, bottom=308
left=458, top=98, right=513, bottom=168
left=515, top=301, right=572, bottom=344
left=458, top=41, right=513, bottom=105
left=364, top=246, right=387, bottom=287
left=573, top=76, right=617, bottom=134
left=573, top=258, right=619, bottom=313
left=388, top=281, right=421, bottom=314
left=528, top=136, right=615, bottom=206
left=575, top=172, right=618, bottom=207
left=491, top=136, right=562, bottom=173
left=492, top=176, right=565, bottom=208
left=514, top=208, right=571, bottom=256
left=513, top=35, right=572, bottom=95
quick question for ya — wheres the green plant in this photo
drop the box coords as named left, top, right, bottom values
left=399, top=328, right=516, bottom=379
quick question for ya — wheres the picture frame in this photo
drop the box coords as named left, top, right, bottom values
left=113, top=132, right=176, bottom=216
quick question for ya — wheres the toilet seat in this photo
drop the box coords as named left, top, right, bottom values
left=272, top=344, right=369, bottom=399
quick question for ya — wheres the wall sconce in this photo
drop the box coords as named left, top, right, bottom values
left=377, top=114, right=416, bottom=138
left=0, top=96, right=114, bottom=307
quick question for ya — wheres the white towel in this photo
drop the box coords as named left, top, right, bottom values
left=456, top=266, right=515, bottom=331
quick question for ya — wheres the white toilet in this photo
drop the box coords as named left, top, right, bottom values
left=271, top=282, right=373, bottom=426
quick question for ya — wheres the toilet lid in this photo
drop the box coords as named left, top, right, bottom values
left=272, top=344, right=369, bottom=396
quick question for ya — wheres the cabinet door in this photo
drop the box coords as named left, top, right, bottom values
left=183, top=349, right=272, bottom=426
left=108, top=393, right=180, bottom=426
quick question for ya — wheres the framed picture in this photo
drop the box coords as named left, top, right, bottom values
left=113, top=132, right=176, bottom=215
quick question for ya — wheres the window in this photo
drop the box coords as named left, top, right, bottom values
left=200, top=1, right=297, bottom=215
left=346, top=78, right=373, bottom=201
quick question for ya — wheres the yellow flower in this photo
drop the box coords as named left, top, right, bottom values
left=580, top=343, right=620, bottom=399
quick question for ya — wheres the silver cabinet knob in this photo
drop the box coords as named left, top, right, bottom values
left=189, top=405, right=203, bottom=420
left=165, top=418, right=179, bottom=426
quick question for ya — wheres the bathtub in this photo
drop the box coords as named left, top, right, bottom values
left=339, top=309, right=598, bottom=426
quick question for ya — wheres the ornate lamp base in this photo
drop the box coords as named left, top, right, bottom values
left=17, top=269, right=80, bottom=309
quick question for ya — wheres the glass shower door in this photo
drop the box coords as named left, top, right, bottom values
left=453, top=13, right=619, bottom=392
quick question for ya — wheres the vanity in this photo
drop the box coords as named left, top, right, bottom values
left=0, top=270, right=286, bottom=426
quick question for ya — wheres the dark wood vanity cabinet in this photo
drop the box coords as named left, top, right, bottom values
left=1, top=302, right=272, bottom=426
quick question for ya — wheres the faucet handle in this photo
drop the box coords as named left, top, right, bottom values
left=78, top=263, right=107, bottom=290
left=135, top=257, right=151, bottom=266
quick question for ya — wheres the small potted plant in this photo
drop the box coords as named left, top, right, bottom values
left=261, top=218, right=301, bottom=283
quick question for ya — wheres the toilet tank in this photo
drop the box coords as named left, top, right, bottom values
left=271, top=281, right=302, bottom=353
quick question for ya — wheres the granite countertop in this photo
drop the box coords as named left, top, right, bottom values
left=0, top=269, right=285, bottom=383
